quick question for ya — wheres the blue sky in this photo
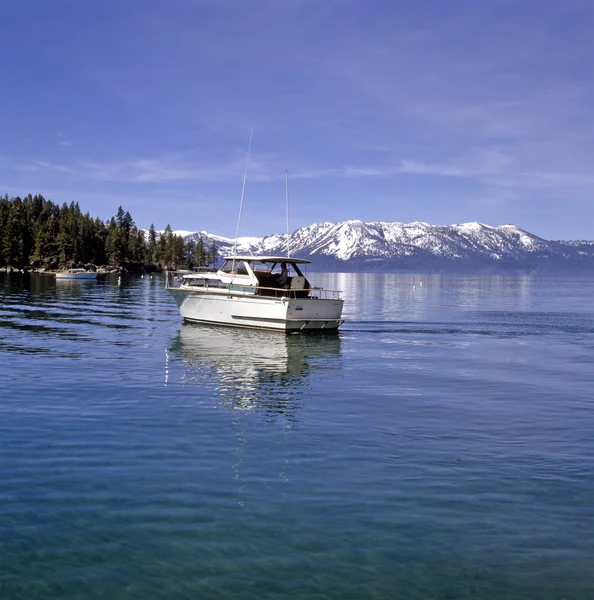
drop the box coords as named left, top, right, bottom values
left=1, top=0, right=593, bottom=239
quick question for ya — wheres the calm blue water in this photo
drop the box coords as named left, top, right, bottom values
left=1, top=272, right=593, bottom=599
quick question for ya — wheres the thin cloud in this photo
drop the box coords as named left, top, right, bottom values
left=4, top=150, right=594, bottom=193
left=3, top=159, right=74, bottom=175
left=58, top=133, right=75, bottom=147
left=53, top=153, right=288, bottom=184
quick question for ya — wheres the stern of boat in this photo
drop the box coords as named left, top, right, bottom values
left=284, top=296, right=344, bottom=331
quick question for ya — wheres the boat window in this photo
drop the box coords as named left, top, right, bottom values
left=186, top=278, right=206, bottom=287
left=251, top=261, right=298, bottom=275
left=251, top=261, right=274, bottom=274
left=183, top=277, right=229, bottom=288
left=208, top=279, right=227, bottom=288
left=192, top=266, right=214, bottom=273
left=221, top=260, right=248, bottom=274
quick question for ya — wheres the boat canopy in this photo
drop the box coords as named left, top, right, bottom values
left=223, top=256, right=311, bottom=264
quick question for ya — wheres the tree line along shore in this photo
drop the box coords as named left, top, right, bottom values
left=0, top=194, right=217, bottom=272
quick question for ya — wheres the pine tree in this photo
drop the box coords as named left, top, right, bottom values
left=184, top=239, right=196, bottom=269
left=209, top=240, right=218, bottom=267
left=195, top=237, right=206, bottom=266
left=0, top=195, right=9, bottom=268
left=148, top=224, right=157, bottom=264
left=132, top=228, right=146, bottom=264
left=173, top=235, right=185, bottom=268
left=105, top=217, right=119, bottom=265
left=4, top=198, right=25, bottom=268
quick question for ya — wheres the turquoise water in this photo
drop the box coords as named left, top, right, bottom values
left=1, top=272, right=593, bottom=599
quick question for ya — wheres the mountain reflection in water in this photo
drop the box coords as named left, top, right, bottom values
left=169, top=324, right=343, bottom=416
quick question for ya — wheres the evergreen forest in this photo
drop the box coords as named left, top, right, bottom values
left=0, top=194, right=216, bottom=272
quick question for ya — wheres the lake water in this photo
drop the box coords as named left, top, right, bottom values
left=1, top=272, right=593, bottom=599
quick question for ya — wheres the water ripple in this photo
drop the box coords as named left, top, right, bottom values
left=2, top=272, right=594, bottom=599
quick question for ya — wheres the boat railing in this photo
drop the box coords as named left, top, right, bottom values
left=307, top=287, right=342, bottom=301
left=166, top=271, right=342, bottom=299
left=253, top=286, right=342, bottom=300
left=165, top=270, right=191, bottom=289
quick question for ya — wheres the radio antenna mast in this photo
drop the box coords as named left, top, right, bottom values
left=233, top=126, right=253, bottom=258
left=285, top=169, right=291, bottom=258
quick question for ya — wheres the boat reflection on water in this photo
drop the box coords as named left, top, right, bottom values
left=169, top=323, right=342, bottom=418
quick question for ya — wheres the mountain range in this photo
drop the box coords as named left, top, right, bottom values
left=173, top=220, right=594, bottom=272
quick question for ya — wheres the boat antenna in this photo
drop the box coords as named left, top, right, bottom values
left=233, top=126, right=253, bottom=258
left=285, top=169, right=290, bottom=258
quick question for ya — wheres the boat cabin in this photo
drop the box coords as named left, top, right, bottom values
left=218, top=256, right=311, bottom=297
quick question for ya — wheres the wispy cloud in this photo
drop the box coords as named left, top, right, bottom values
left=0, top=152, right=286, bottom=184
left=0, top=157, right=74, bottom=175
left=57, top=132, right=75, bottom=146
left=77, top=153, right=288, bottom=183
left=3, top=148, right=594, bottom=194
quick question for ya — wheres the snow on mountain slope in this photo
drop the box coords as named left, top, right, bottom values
left=171, top=220, right=592, bottom=268
left=180, top=231, right=261, bottom=253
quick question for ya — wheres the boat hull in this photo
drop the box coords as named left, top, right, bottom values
left=55, top=272, right=97, bottom=280
left=168, top=289, right=344, bottom=332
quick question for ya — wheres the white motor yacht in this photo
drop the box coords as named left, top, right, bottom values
left=166, top=256, right=344, bottom=332
left=55, top=268, right=97, bottom=280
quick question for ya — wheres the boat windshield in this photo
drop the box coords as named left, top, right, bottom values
left=220, top=260, right=248, bottom=275
left=251, top=261, right=300, bottom=276
left=251, top=261, right=279, bottom=274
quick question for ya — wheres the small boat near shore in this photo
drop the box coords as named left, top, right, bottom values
left=166, top=256, right=344, bottom=332
left=55, top=268, right=97, bottom=280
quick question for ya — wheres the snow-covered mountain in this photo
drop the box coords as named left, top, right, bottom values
left=175, top=220, right=594, bottom=272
